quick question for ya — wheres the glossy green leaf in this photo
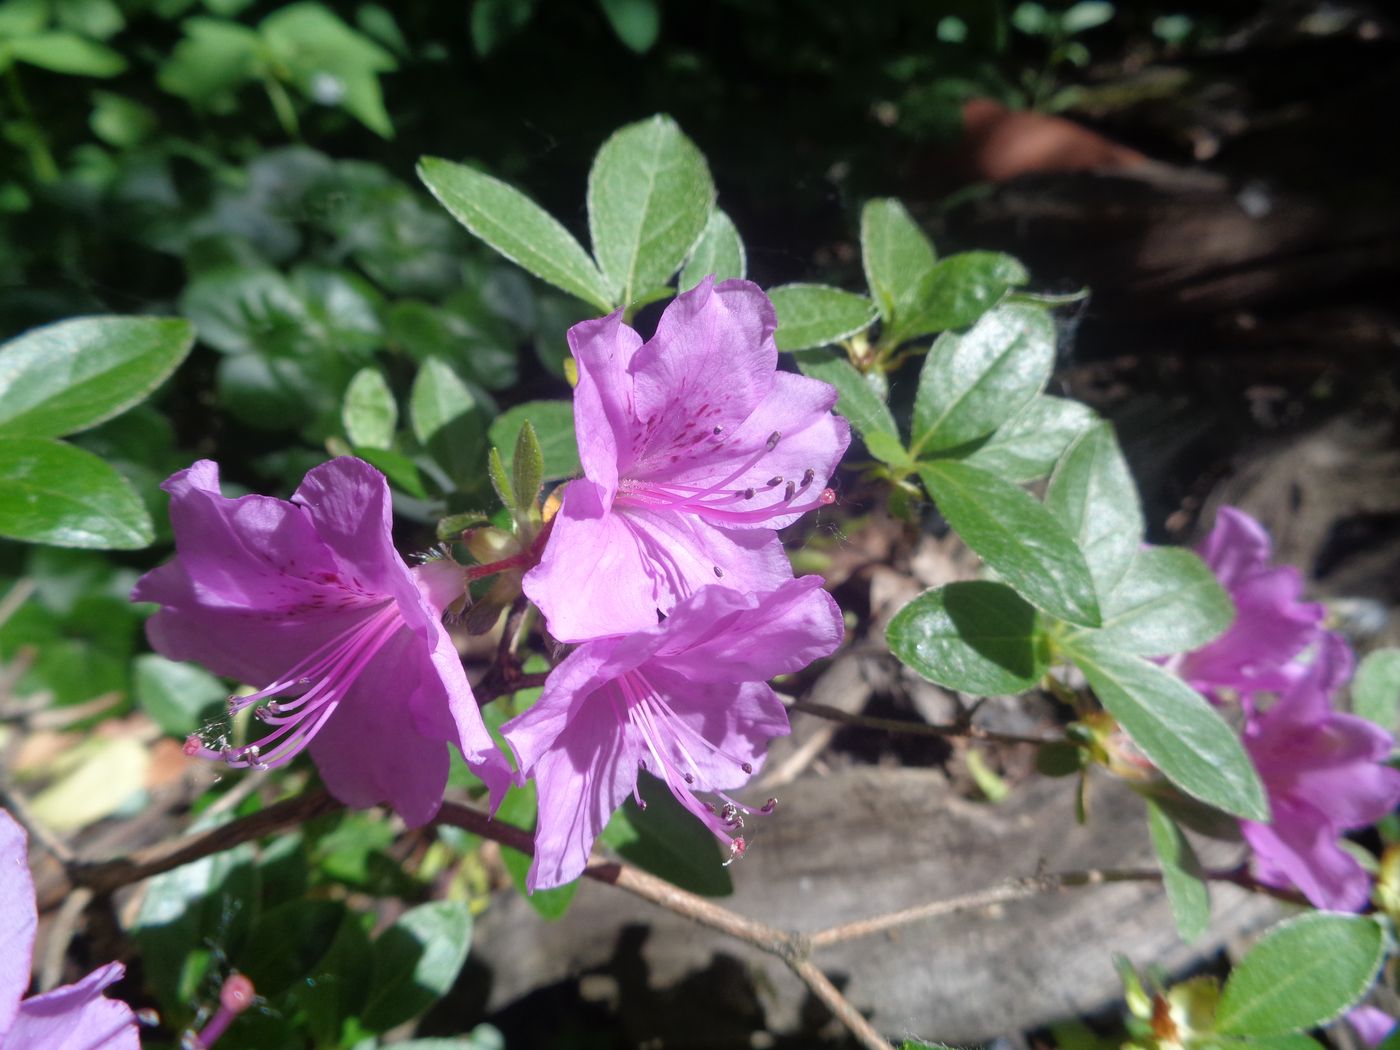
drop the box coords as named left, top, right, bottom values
left=9, top=31, right=125, bottom=75
left=860, top=197, right=937, bottom=325
left=791, top=349, right=899, bottom=448
left=769, top=284, right=878, bottom=352
left=1145, top=798, right=1210, bottom=943
left=1088, top=547, right=1234, bottom=657
left=918, top=459, right=1100, bottom=626
left=679, top=208, right=746, bottom=290
left=1063, top=638, right=1268, bottom=820
left=133, top=654, right=226, bottom=737
left=418, top=157, right=613, bottom=312
left=1218, top=912, right=1388, bottom=1036
left=487, top=400, right=579, bottom=482
left=892, top=251, right=1029, bottom=344
left=887, top=581, right=1048, bottom=696
left=962, top=395, right=1097, bottom=483
left=0, top=438, right=153, bottom=549
left=341, top=367, right=397, bottom=450
left=0, top=316, right=195, bottom=440
left=599, top=773, right=733, bottom=896
left=587, top=114, right=714, bottom=306
left=362, top=901, right=473, bottom=1032
left=599, top=0, right=659, bottom=52
left=409, top=357, right=489, bottom=490
left=911, top=303, right=1055, bottom=456
left=1354, top=649, right=1400, bottom=733
left=1046, top=420, right=1143, bottom=600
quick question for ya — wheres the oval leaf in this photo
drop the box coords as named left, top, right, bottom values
left=342, top=366, right=397, bottom=450
left=887, top=581, right=1048, bottom=696
left=962, top=395, right=1097, bottom=483
left=892, top=251, right=1029, bottom=344
left=1090, top=546, right=1234, bottom=657
left=362, top=901, right=474, bottom=1032
left=911, top=303, right=1055, bottom=456
left=1144, top=797, right=1210, bottom=944
left=0, top=437, right=153, bottom=549
left=1064, top=638, right=1268, bottom=820
left=0, top=316, right=195, bottom=439
left=918, top=459, right=1101, bottom=627
left=1218, top=912, right=1388, bottom=1036
left=587, top=114, right=715, bottom=306
left=791, top=349, right=899, bottom=447
left=860, top=198, right=937, bottom=325
left=409, top=358, right=489, bottom=491
left=418, top=157, right=613, bottom=312
left=680, top=208, right=746, bottom=290
left=1046, top=420, right=1144, bottom=599
left=488, top=400, right=579, bottom=482
left=769, top=284, right=878, bottom=352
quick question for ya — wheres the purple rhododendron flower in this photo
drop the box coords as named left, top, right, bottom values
left=132, top=457, right=510, bottom=825
left=1, top=809, right=139, bottom=1049
left=524, top=277, right=850, bottom=641
left=1240, top=634, right=1400, bottom=910
left=1180, top=506, right=1330, bottom=700
left=1349, top=1006, right=1399, bottom=1047
left=502, top=577, right=844, bottom=890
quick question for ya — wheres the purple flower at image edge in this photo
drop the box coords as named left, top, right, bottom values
left=1, top=809, right=138, bottom=1049
left=132, top=457, right=511, bottom=826
left=1349, top=1006, right=1399, bottom=1047
left=502, top=577, right=845, bottom=891
left=1180, top=506, right=1331, bottom=701
left=1240, top=634, right=1400, bottom=910
left=524, top=277, right=850, bottom=642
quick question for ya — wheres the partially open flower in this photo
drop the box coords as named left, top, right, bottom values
left=1, top=809, right=139, bottom=1049
left=502, top=577, right=844, bottom=890
left=132, top=457, right=511, bottom=825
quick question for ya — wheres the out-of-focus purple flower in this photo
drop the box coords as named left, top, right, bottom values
left=132, top=457, right=510, bottom=825
left=1, top=809, right=139, bottom=1050
left=1348, top=1006, right=1399, bottom=1047
left=1240, top=634, right=1400, bottom=910
left=1180, top=506, right=1330, bottom=701
left=502, top=577, right=844, bottom=890
left=524, top=277, right=850, bottom=642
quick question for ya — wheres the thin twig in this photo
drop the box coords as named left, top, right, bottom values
left=1, top=781, right=74, bottom=864
left=790, top=699, right=1062, bottom=747
left=38, top=887, right=92, bottom=991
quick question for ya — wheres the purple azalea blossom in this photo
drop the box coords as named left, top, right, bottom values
left=1240, top=634, right=1400, bottom=910
left=1, top=809, right=139, bottom=1049
left=502, top=577, right=844, bottom=890
left=1349, top=1006, right=1399, bottom=1047
left=1180, top=506, right=1330, bottom=700
left=524, top=277, right=850, bottom=642
left=132, top=457, right=510, bottom=825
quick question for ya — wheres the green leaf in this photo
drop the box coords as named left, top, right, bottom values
left=962, top=395, right=1097, bottom=483
left=887, top=581, right=1048, bottom=696
left=911, top=303, right=1055, bottom=456
left=260, top=1, right=398, bottom=138
left=918, top=459, right=1101, bottom=626
left=0, top=438, right=153, bottom=549
left=341, top=367, right=397, bottom=450
left=1144, top=798, right=1210, bottom=943
left=1217, top=912, right=1388, bottom=1036
left=769, top=284, right=878, bottom=352
left=791, top=350, right=899, bottom=450
left=679, top=208, right=746, bottom=290
left=0, top=316, right=195, bottom=440
left=1087, top=547, right=1233, bottom=657
left=587, top=114, right=714, bottom=306
left=486, top=446, right=512, bottom=511
left=1354, top=649, right=1400, bottom=732
left=409, top=358, right=489, bottom=491
left=469, top=0, right=536, bottom=56
left=599, top=773, right=733, bottom=896
left=362, top=901, right=473, bottom=1032
left=892, top=251, right=1029, bottom=344
left=157, top=17, right=264, bottom=111
left=418, top=157, right=613, bottom=312
left=90, top=91, right=157, bottom=147
left=133, top=655, right=226, bottom=737
left=1061, top=0, right=1114, bottom=34
left=860, top=197, right=937, bottom=325
left=598, top=0, right=659, bottom=52
left=512, top=420, right=544, bottom=514
left=1046, top=421, right=1143, bottom=600
left=356, top=447, right=427, bottom=499
left=9, top=31, right=125, bottom=75
left=487, top=400, right=579, bottom=482
left=1062, top=638, right=1268, bottom=820
left=55, top=0, right=125, bottom=39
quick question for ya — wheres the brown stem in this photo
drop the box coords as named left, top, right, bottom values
left=790, top=699, right=1062, bottom=747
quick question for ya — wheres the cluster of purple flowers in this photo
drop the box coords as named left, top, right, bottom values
left=1183, top=507, right=1400, bottom=912
left=134, top=278, right=847, bottom=891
